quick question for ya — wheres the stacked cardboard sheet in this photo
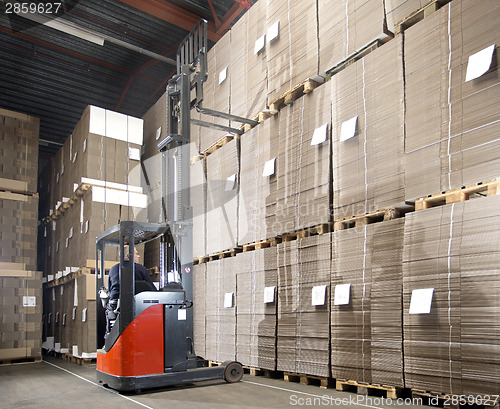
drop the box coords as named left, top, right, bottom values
left=199, top=32, right=232, bottom=152
left=236, top=247, right=278, bottom=370
left=44, top=272, right=104, bottom=357
left=0, top=270, right=42, bottom=361
left=245, top=0, right=268, bottom=119
left=238, top=118, right=279, bottom=245
left=266, top=0, right=319, bottom=103
left=318, top=0, right=391, bottom=75
left=0, top=193, right=38, bottom=271
left=277, top=84, right=331, bottom=233
left=0, top=108, right=39, bottom=194
left=331, top=219, right=404, bottom=386
left=204, top=258, right=237, bottom=363
left=403, top=195, right=500, bottom=395
left=277, top=234, right=331, bottom=377
left=45, top=106, right=147, bottom=276
left=206, top=140, right=239, bottom=254
left=193, top=263, right=206, bottom=358
left=404, top=0, right=500, bottom=200
left=191, top=159, right=207, bottom=259
left=331, top=38, right=405, bottom=219
left=229, top=12, right=249, bottom=120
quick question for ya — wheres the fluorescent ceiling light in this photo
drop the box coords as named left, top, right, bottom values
left=18, top=13, right=105, bottom=45
left=17, top=12, right=177, bottom=65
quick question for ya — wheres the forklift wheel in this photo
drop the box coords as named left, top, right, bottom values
left=224, top=362, right=243, bottom=383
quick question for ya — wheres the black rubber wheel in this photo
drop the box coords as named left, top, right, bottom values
left=224, top=361, right=243, bottom=383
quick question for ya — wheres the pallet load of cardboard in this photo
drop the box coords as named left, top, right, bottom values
left=0, top=108, right=42, bottom=362
left=42, top=106, right=147, bottom=358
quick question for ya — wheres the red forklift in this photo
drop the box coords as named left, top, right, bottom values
left=95, top=20, right=257, bottom=392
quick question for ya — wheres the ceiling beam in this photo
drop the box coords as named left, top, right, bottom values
left=115, top=40, right=181, bottom=111
left=216, top=3, right=245, bottom=35
left=0, top=26, right=131, bottom=74
left=117, top=0, right=222, bottom=42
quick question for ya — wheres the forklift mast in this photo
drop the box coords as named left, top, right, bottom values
left=157, top=20, right=258, bottom=342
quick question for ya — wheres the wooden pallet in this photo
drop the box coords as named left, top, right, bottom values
left=281, top=223, right=334, bottom=242
left=395, top=0, right=451, bottom=34
left=0, top=177, right=32, bottom=195
left=193, top=256, right=209, bottom=265
left=415, top=178, right=500, bottom=211
left=333, top=208, right=405, bottom=231
left=284, top=372, right=332, bottom=389
left=46, top=268, right=92, bottom=288
left=411, top=389, right=500, bottom=409
left=268, top=79, right=319, bottom=115
left=242, top=237, right=281, bottom=252
left=43, top=182, right=91, bottom=223
left=243, top=366, right=279, bottom=378
left=325, top=40, right=384, bottom=80
left=0, top=356, right=42, bottom=366
left=336, top=380, right=402, bottom=399
left=207, top=247, right=243, bottom=261
left=203, top=134, right=235, bottom=158
left=63, top=353, right=96, bottom=366
left=242, top=111, right=273, bottom=133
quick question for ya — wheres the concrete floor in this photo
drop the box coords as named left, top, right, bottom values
left=0, top=356, right=434, bottom=409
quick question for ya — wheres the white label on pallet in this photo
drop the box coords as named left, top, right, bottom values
left=56, top=172, right=60, bottom=183
left=178, top=309, right=186, bottom=321
left=62, top=313, right=66, bottom=326
left=72, top=307, right=77, bottom=320
left=262, top=158, right=276, bottom=177
left=83, top=138, right=87, bottom=153
left=254, top=34, right=265, bottom=54
left=44, top=227, right=47, bottom=238
left=55, top=312, right=59, bottom=323
left=334, top=283, right=351, bottom=305
left=466, top=44, right=495, bottom=82
left=61, top=164, right=64, bottom=175
left=128, top=147, right=140, bottom=161
left=312, top=285, right=327, bottom=306
left=268, top=20, right=280, bottom=42
left=225, top=174, right=236, bottom=191
left=409, top=288, right=434, bottom=314
left=155, top=127, right=162, bottom=140
left=311, top=123, right=328, bottom=145
left=219, top=67, right=227, bottom=84
left=23, top=296, right=36, bottom=307
left=65, top=237, right=69, bottom=248
left=85, top=220, right=89, bottom=233
left=73, top=151, right=78, bottom=162
left=224, top=292, right=234, bottom=308
left=340, top=116, right=358, bottom=141
left=82, top=308, right=87, bottom=322
left=69, top=227, right=74, bottom=239
left=264, top=286, right=275, bottom=303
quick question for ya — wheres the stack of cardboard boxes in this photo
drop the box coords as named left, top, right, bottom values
left=0, top=108, right=42, bottom=361
left=236, top=248, right=278, bottom=370
left=277, top=234, right=331, bottom=377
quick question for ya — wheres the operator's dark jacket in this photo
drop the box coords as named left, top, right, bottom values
left=108, top=261, right=155, bottom=301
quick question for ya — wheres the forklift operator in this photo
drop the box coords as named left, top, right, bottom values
left=106, top=245, right=155, bottom=326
